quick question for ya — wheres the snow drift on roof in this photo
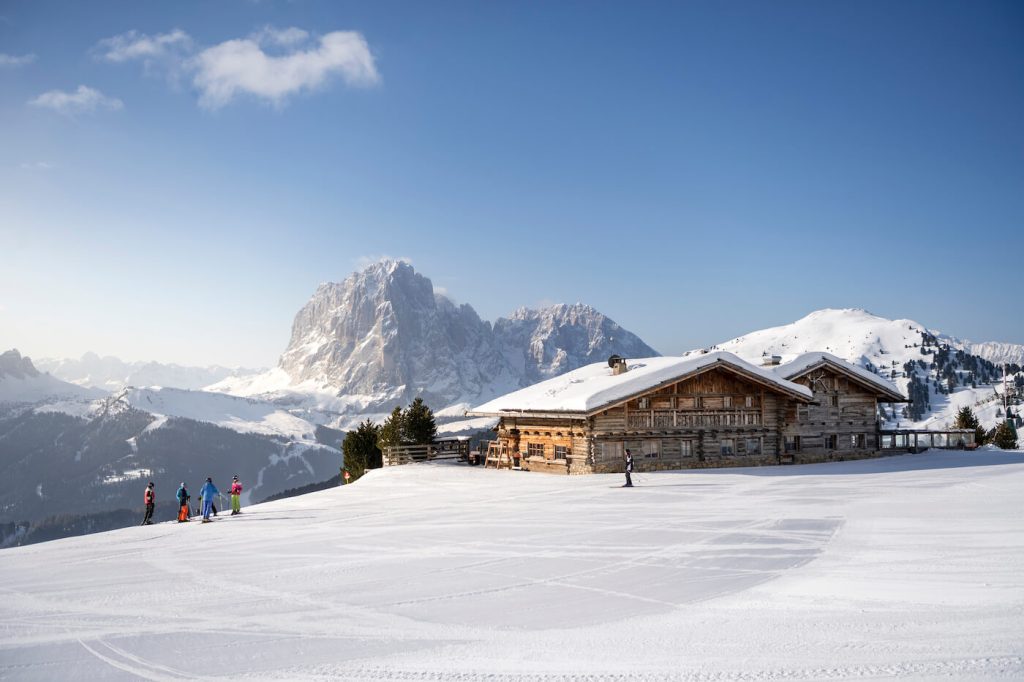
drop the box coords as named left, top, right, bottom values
left=775, top=352, right=905, bottom=400
left=469, top=351, right=812, bottom=415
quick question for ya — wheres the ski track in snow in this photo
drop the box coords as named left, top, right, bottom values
left=1, top=451, right=1023, bottom=681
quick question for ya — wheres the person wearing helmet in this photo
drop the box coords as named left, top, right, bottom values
left=176, top=482, right=191, bottom=522
left=141, top=482, right=155, bottom=525
left=230, top=475, right=243, bottom=515
left=199, top=477, right=219, bottom=523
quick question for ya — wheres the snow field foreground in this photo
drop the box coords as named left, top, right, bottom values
left=2, top=453, right=1023, bottom=681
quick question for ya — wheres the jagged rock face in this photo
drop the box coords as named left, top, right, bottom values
left=277, top=261, right=659, bottom=408
left=0, top=350, right=41, bottom=380
left=279, top=260, right=514, bottom=406
left=494, top=304, right=659, bottom=383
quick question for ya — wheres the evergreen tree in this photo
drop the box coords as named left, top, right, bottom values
left=342, top=419, right=383, bottom=481
left=403, top=397, right=437, bottom=445
left=953, top=406, right=986, bottom=445
left=378, top=406, right=406, bottom=451
left=992, top=421, right=1019, bottom=450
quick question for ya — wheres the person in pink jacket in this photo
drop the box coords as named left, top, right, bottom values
left=230, top=475, right=243, bottom=515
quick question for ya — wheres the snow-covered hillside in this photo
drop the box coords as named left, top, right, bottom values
left=36, top=351, right=262, bottom=391
left=2, top=452, right=1022, bottom=680
left=712, top=308, right=1023, bottom=433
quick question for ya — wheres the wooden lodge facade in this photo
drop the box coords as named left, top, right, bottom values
left=467, top=352, right=907, bottom=475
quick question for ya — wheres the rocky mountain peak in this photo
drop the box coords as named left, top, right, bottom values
left=272, top=260, right=660, bottom=410
left=0, top=349, right=41, bottom=380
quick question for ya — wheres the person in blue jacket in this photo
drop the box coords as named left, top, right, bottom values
left=199, top=477, right=219, bottom=523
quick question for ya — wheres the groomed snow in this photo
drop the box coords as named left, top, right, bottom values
left=469, top=351, right=812, bottom=415
left=2, top=450, right=1022, bottom=680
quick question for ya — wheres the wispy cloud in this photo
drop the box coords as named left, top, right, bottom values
left=29, top=85, right=123, bottom=114
left=92, top=26, right=379, bottom=109
left=94, top=28, right=192, bottom=64
left=19, top=161, right=54, bottom=171
left=0, top=52, right=36, bottom=68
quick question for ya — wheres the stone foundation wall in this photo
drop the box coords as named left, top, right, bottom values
left=590, top=448, right=887, bottom=473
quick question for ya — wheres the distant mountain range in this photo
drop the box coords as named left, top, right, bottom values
left=35, top=352, right=262, bottom=392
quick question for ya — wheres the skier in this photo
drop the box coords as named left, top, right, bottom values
left=141, top=482, right=155, bottom=525
left=176, top=482, right=191, bottom=522
left=199, top=477, right=220, bottom=523
left=623, top=449, right=634, bottom=487
left=230, top=475, right=243, bottom=515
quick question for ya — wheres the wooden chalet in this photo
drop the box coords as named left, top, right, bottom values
left=467, top=351, right=907, bottom=475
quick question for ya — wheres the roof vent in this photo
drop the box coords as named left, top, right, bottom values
left=608, top=354, right=628, bottom=375
left=761, top=354, right=782, bottom=367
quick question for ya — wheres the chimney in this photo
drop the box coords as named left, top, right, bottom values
left=761, top=354, right=782, bottom=367
left=608, top=355, right=628, bottom=375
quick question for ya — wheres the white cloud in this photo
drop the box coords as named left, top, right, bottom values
left=191, top=29, right=379, bottom=109
left=19, top=161, right=54, bottom=171
left=29, top=85, right=123, bottom=114
left=0, top=53, right=36, bottom=68
left=253, top=26, right=309, bottom=47
left=94, top=29, right=192, bottom=63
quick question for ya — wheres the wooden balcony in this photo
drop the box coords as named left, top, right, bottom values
left=626, top=410, right=762, bottom=429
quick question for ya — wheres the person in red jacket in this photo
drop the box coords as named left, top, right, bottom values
left=230, top=475, right=243, bottom=515
left=141, top=482, right=155, bottom=525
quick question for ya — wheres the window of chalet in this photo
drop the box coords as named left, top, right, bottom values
left=643, top=440, right=659, bottom=458
left=554, top=445, right=569, bottom=460
left=784, top=435, right=801, bottom=453
left=723, top=396, right=732, bottom=408
left=600, top=441, right=623, bottom=461
left=850, top=434, right=865, bottom=449
left=680, top=440, right=693, bottom=457
left=825, top=435, right=838, bottom=450
left=743, top=437, right=762, bottom=455
left=745, top=395, right=754, bottom=408
left=829, top=395, right=839, bottom=408
left=797, top=406, right=809, bottom=422
left=637, top=397, right=651, bottom=409
left=527, top=442, right=545, bottom=458
left=720, top=438, right=735, bottom=456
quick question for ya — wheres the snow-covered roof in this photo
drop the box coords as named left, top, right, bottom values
left=774, top=352, right=906, bottom=401
left=468, top=351, right=813, bottom=417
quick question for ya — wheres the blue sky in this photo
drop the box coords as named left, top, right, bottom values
left=2, top=1, right=1022, bottom=367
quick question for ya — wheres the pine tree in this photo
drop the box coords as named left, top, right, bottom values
left=378, top=406, right=406, bottom=451
left=403, top=397, right=437, bottom=445
left=953, top=406, right=986, bottom=445
left=992, top=421, right=1019, bottom=450
left=342, top=419, right=383, bottom=481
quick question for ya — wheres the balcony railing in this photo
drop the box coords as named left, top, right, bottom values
left=627, top=410, right=762, bottom=429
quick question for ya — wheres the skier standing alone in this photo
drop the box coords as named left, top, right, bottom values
left=199, top=477, right=219, bottom=523
left=141, top=482, right=155, bottom=525
left=176, top=482, right=190, bottom=522
left=623, top=449, right=634, bottom=487
left=230, top=475, right=243, bottom=515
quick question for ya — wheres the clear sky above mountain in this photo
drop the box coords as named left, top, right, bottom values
left=2, top=1, right=1022, bottom=366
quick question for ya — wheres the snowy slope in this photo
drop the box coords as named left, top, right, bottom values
left=2, top=452, right=1022, bottom=680
left=712, top=308, right=1021, bottom=432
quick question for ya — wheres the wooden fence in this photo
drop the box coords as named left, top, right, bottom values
left=382, top=440, right=471, bottom=466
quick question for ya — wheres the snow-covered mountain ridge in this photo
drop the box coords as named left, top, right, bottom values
left=210, top=259, right=658, bottom=426
left=710, top=308, right=1023, bottom=432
